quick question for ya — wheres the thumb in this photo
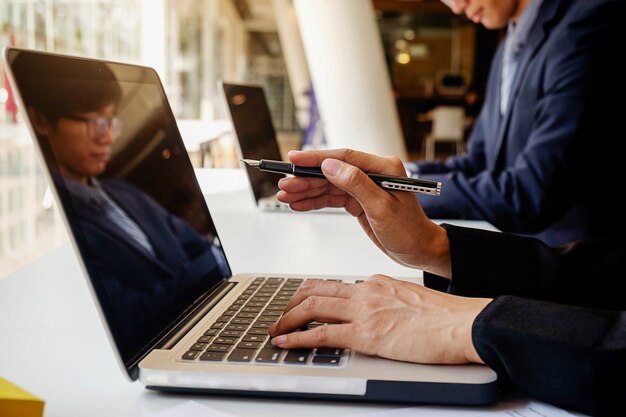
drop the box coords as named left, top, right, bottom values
left=321, top=158, right=382, bottom=203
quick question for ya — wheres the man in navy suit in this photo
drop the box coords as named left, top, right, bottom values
left=404, top=0, right=625, bottom=246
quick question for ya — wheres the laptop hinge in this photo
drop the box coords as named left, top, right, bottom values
left=127, top=279, right=235, bottom=375
left=159, top=280, right=236, bottom=349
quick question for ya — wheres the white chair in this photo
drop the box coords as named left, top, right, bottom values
left=422, top=106, right=466, bottom=160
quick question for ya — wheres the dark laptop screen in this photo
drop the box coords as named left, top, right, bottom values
left=5, top=48, right=232, bottom=375
left=221, top=82, right=284, bottom=202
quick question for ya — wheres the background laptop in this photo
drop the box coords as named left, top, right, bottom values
left=4, top=47, right=497, bottom=405
left=221, top=81, right=343, bottom=214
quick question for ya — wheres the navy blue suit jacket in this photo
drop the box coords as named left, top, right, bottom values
left=413, top=0, right=625, bottom=246
left=58, top=178, right=229, bottom=342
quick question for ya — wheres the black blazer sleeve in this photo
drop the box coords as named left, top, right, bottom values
left=424, top=224, right=626, bottom=416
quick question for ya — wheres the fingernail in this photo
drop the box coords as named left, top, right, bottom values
left=271, top=335, right=286, bottom=346
left=321, top=159, right=341, bottom=178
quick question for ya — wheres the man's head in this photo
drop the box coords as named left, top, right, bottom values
left=12, top=53, right=123, bottom=183
left=444, top=0, right=529, bottom=29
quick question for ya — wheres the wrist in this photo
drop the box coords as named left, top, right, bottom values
left=463, top=298, right=492, bottom=364
left=419, top=223, right=452, bottom=279
left=439, top=294, right=492, bottom=364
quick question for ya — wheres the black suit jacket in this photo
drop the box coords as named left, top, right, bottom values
left=425, top=225, right=626, bottom=416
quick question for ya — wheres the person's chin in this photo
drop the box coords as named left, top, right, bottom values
left=481, top=16, right=507, bottom=30
left=89, top=155, right=110, bottom=168
left=89, top=163, right=107, bottom=176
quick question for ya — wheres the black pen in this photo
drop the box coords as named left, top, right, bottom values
left=241, top=159, right=441, bottom=196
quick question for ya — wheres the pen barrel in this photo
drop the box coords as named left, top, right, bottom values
left=258, top=159, right=293, bottom=175
left=292, top=165, right=327, bottom=179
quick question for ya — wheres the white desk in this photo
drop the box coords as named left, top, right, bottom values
left=0, top=168, right=552, bottom=417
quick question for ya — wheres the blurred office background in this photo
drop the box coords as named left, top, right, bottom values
left=0, top=0, right=499, bottom=277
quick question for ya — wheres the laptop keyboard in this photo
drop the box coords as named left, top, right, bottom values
left=181, top=277, right=351, bottom=366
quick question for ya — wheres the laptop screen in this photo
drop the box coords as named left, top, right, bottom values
left=5, top=48, right=232, bottom=373
left=221, top=82, right=285, bottom=202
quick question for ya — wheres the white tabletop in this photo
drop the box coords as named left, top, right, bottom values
left=0, top=168, right=549, bottom=417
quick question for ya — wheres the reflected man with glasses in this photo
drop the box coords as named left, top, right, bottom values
left=14, top=56, right=228, bottom=342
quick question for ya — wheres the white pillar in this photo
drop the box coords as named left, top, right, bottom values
left=272, top=0, right=311, bottom=128
left=293, top=0, right=407, bottom=159
left=140, top=0, right=167, bottom=81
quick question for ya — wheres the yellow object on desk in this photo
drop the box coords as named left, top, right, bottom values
left=0, top=378, right=45, bottom=417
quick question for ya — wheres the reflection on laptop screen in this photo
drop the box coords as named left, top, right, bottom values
left=6, top=49, right=232, bottom=369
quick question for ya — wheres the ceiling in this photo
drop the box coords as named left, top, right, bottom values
left=230, top=0, right=453, bottom=57
left=232, top=0, right=276, bottom=31
left=231, top=0, right=451, bottom=29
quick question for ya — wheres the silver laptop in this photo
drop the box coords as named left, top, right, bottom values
left=4, top=47, right=498, bottom=405
left=220, top=81, right=344, bottom=213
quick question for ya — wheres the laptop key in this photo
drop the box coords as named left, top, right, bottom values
left=312, top=355, right=341, bottom=366
left=213, top=336, right=238, bottom=345
left=206, top=343, right=233, bottom=353
left=242, top=334, right=266, bottom=343
left=283, top=349, right=312, bottom=365
left=182, top=350, right=201, bottom=360
left=203, top=328, right=219, bottom=336
left=190, top=342, right=208, bottom=351
left=230, top=317, right=253, bottom=325
left=315, top=347, right=345, bottom=356
left=257, top=313, right=281, bottom=322
left=228, top=349, right=255, bottom=362
left=199, top=351, right=228, bottom=361
left=235, top=312, right=258, bottom=319
left=237, top=341, right=263, bottom=350
left=196, top=335, right=213, bottom=344
left=255, top=347, right=283, bottom=363
left=225, top=324, right=248, bottom=331
left=219, top=330, right=243, bottom=338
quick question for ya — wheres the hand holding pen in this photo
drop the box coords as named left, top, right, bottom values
left=269, top=149, right=450, bottom=272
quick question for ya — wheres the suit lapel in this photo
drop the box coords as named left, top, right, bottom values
left=491, top=0, right=562, bottom=164
left=485, top=45, right=505, bottom=170
left=102, top=182, right=188, bottom=271
left=75, top=207, right=165, bottom=263
left=96, top=182, right=179, bottom=273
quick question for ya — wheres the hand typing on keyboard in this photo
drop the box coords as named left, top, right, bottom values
left=181, top=277, right=349, bottom=366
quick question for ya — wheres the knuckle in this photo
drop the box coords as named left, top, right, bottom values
left=314, top=324, right=329, bottom=344
left=386, top=156, right=406, bottom=175
left=342, top=166, right=366, bottom=189
left=298, top=278, right=319, bottom=295
left=304, top=295, right=319, bottom=311
left=365, top=274, right=388, bottom=287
